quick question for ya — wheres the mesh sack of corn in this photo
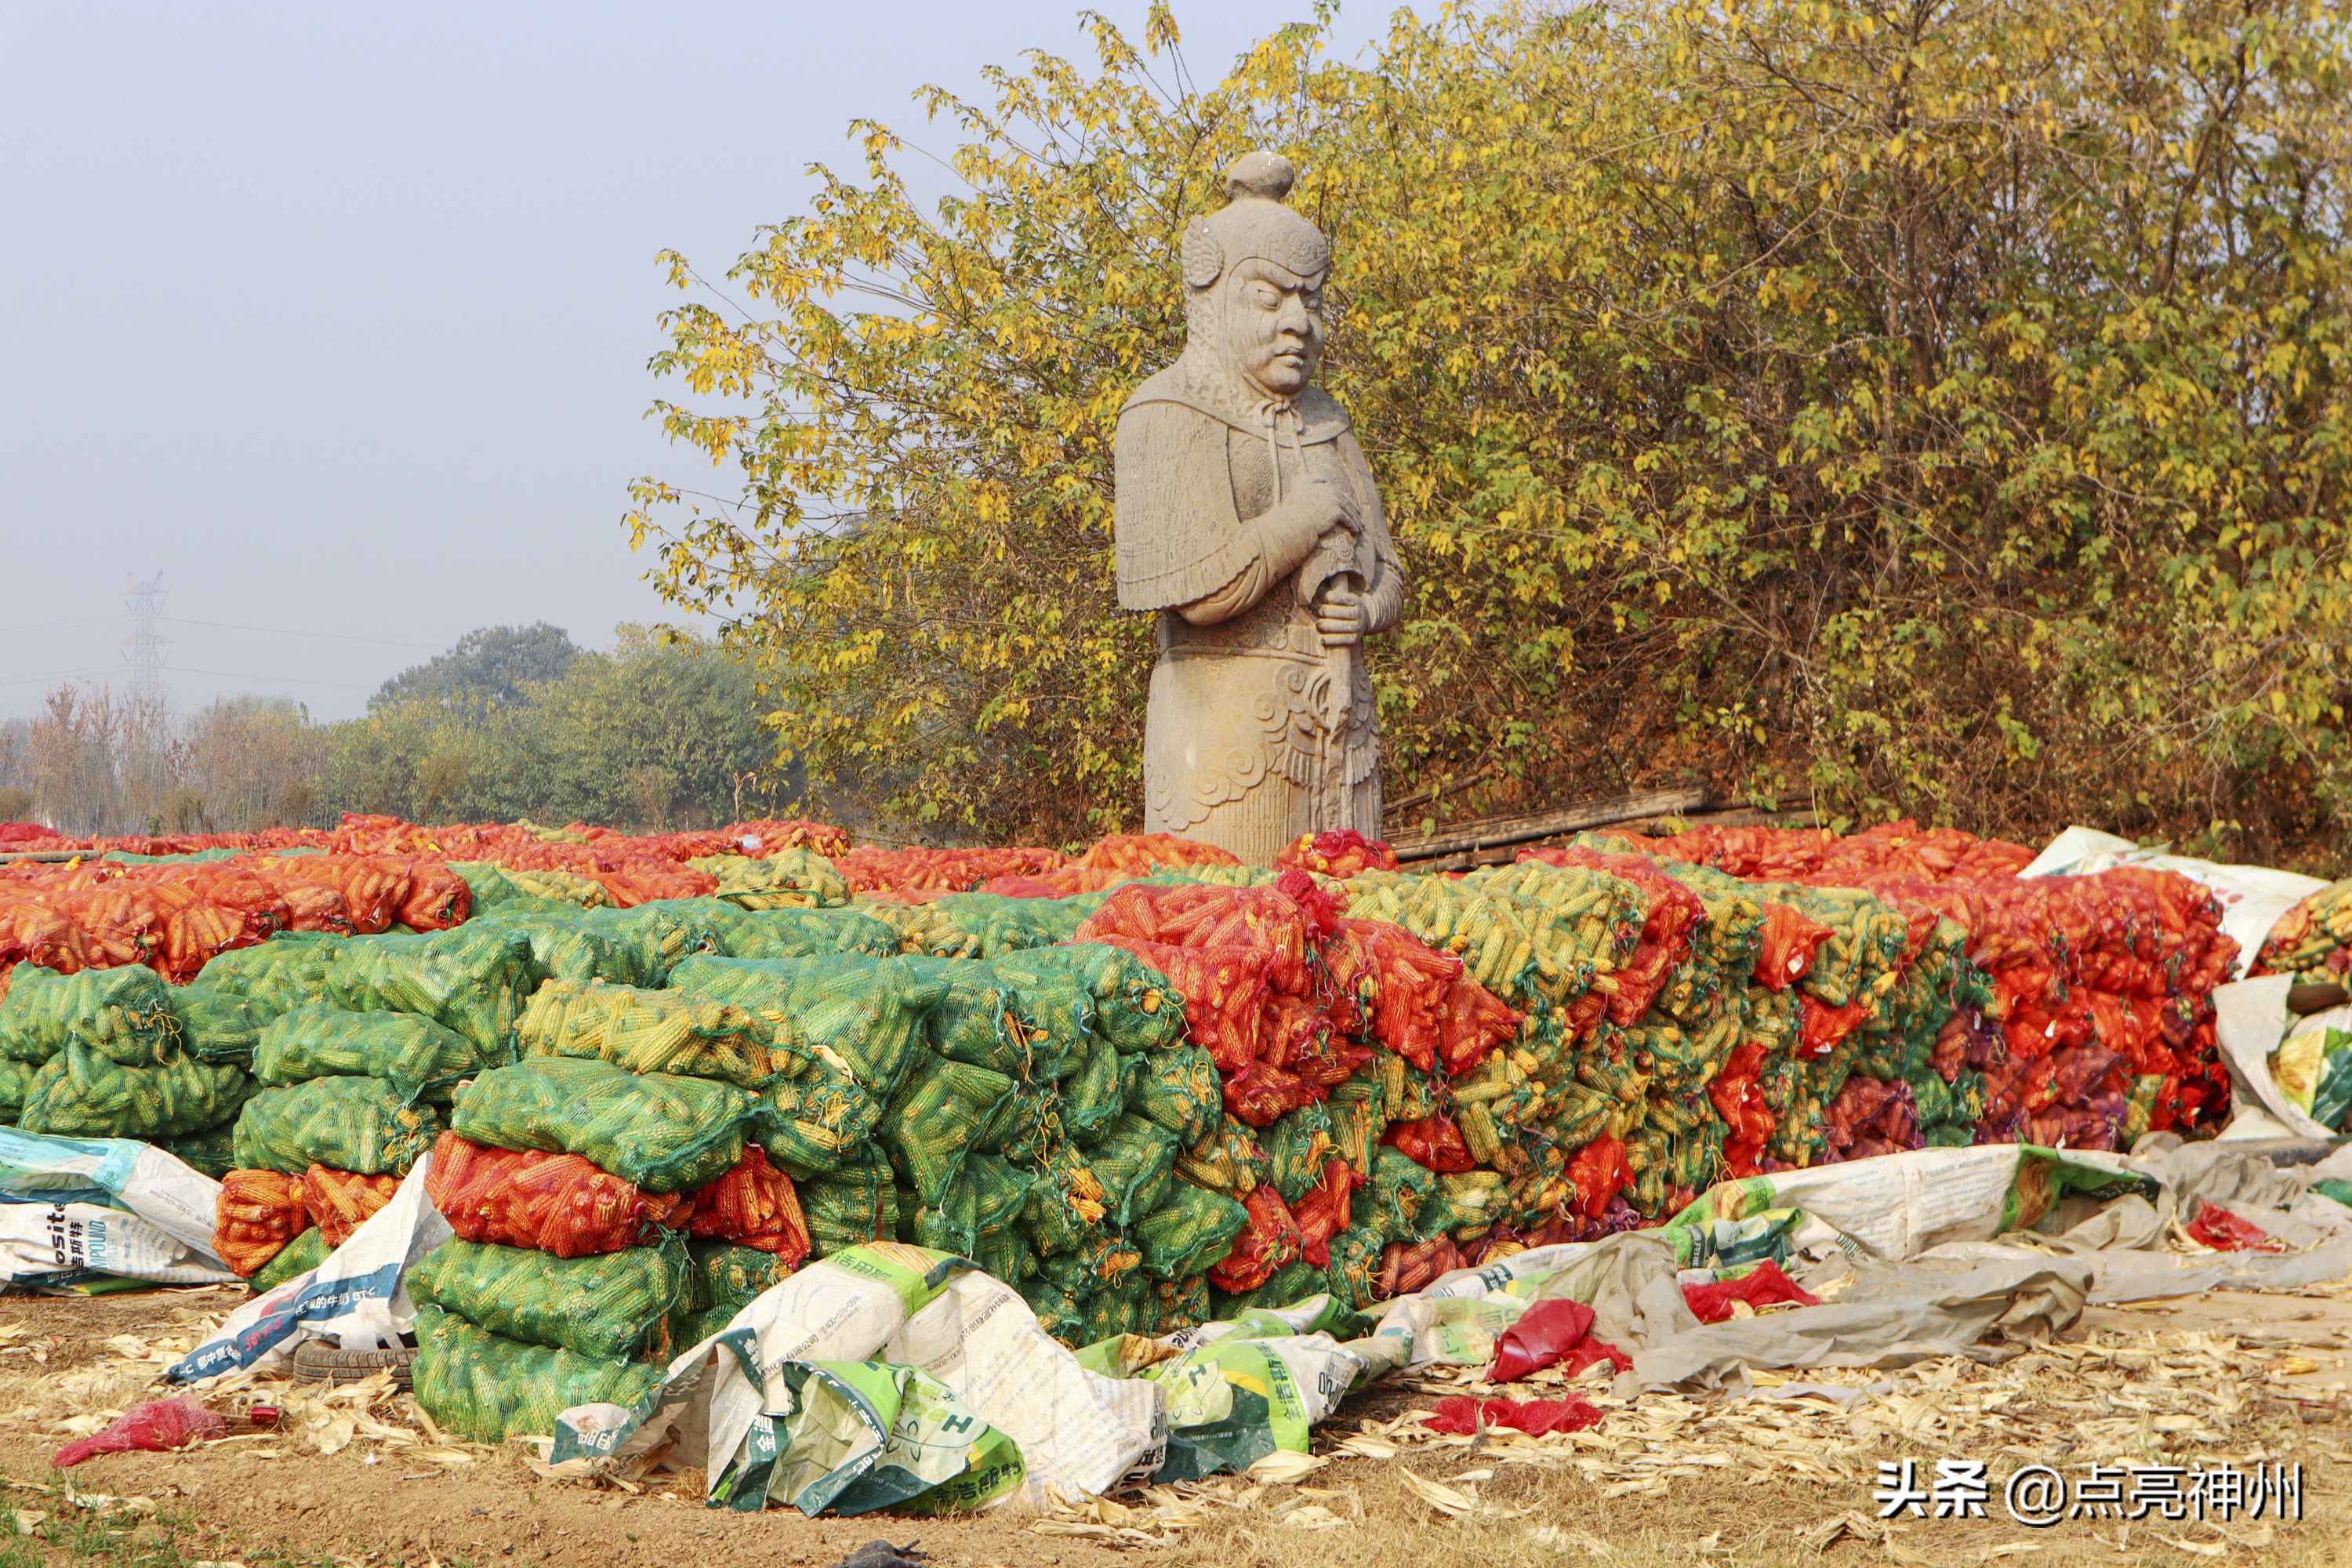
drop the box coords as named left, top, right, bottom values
left=1058, top=1032, right=1138, bottom=1146
left=517, top=979, right=788, bottom=1088
left=894, top=956, right=1033, bottom=1076
left=424, top=1132, right=689, bottom=1256
left=684, top=901, right=902, bottom=961
left=20, top=1045, right=250, bottom=1139
left=977, top=957, right=1103, bottom=1082
left=326, top=924, right=533, bottom=1058
left=0, top=963, right=183, bottom=1065
left=685, top=848, right=851, bottom=909
left=232, top=1075, right=441, bottom=1175
left=300, top=1164, right=401, bottom=1244
left=682, top=1146, right=811, bottom=1262
left=677, top=1239, right=786, bottom=1343
left=1340, top=873, right=1572, bottom=1010
left=178, top=989, right=274, bottom=1065
left=917, top=893, right=1092, bottom=956
left=448, top=1056, right=766, bottom=1193
left=849, top=896, right=977, bottom=958
left=1073, top=882, right=1320, bottom=998
left=2255, top=880, right=2352, bottom=982
left=0, top=1057, right=38, bottom=1120
left=1076, top=937, right=1265, bottom=1072
left=1018, top=1143, right=1110, bottom=1258
left=1132, top=1178, right=1248, bottom=1279
left=1124, top=1043, right=1221, bottom=1143
left=252, top=1003, right=489, bottom=1102
left=412, top=1303, right=664, bottom=1443
left=408, top=1232, right=690, bottom=1360
left=1003, top=942, right=1186, bottom=1054
left=1083, top=1112, right=1179, bottom=1227
left=906, top=1149, right=1033, bottom=1259
left=797, top=1146, right=898, bottom=1258
left=881, top=1054, right=1015, bottom=1207
left=1261, top=1104, right=1339, bottom=1204
left=248, top=1226, right=330, bottom=1292
left=757, top=1068, right=885, bottom=1180
left=1176, top=1115, right=1274, bottom=1200
left=666, top=954, right=946, bottom=1101
left=186, top=933, right=347, bottom=1019
left=159, top=1121, right=240, bottom=1179
left=214, top=1167, right=312, bottom=1276
left=470, top=908, right=662, bottom=989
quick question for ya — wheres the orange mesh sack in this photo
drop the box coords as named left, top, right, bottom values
left=682, top=1146, right=811, bottom=1266
left=299, top=1165, right=401, bottom=1247
left=423, top=1132, right=690, bottom=1258
left=214, top=1168, right=314, bottom=1278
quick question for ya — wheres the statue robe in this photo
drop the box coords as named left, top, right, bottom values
left=1113, top=357, right=1404, bottom=865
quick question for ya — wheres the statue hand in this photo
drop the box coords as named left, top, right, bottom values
left=1276, top=477, right=1359, bottom=553
left=1316, top=586, right=1367, bottom=648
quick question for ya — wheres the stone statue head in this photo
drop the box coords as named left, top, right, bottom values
left=1182, top=151, right=1330, bottom=401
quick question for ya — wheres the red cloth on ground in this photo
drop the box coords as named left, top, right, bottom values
left=2184, top=1201, right=2285, bottom=1254
left=1681, top=1258, right=1821, bottom=1323
left=54, top=1396, right=224, bottom=1467
left=1421, top=1395, right=1605, bottom=1437
left=1489, top=1298, right=1632, bottom=1382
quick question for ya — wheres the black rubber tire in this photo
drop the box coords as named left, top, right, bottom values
left=291, top=1341, right=417, bottom=1391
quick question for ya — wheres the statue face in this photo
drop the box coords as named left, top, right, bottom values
left=1224, top=258, right=1326, bottom=398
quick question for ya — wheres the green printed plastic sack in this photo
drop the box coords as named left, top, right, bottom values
left=883, top=1055, right=1014, bottom=1207
left=668, top=955, right=945, bottom=1101
left=1005, top=943, right=1185, bottom=1054
left=408, top=1236, right=689, bottom=1360
left=1133, top=1178, right=1247, bottom=1280
left=1145, top=1314, right=1365, bottom=1480
left=518, top=980, right=786, bottom=1088
left=1125, top=1044, right=1220, bottom=1144
left=327, top=924, right=533, bottom=1058
left=2274, top=1018, right=2352, bottom=1132
left=413, top=1304, right=665, bottom=1443
left=188, top=935, right=346, bottom=1019
left=253, top=1003, right=488, bottom=1102
left=232, top=1075, right=441, bottom=1176
left=897, top=956, right=1033, bottom=1077
left=449, top=1057, right=764, bottom=1193
left=178, top=989, right=273, bottom=1065
left=248, top=1225, right=330, bottom=1293
left=0, top=964, right=181, bottom=1065
left=796, top=1149, right=898, bottom=1257
left=20, top=1046, right=251, bottom=1140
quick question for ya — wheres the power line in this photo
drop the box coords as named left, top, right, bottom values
left=0, top=615, right=124, bottom=636
left=166, top=665, right=379, bottom=691
left=161, top=616, right=435, bottom=650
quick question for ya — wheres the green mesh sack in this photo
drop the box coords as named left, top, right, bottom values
left=233, top=1075, right=440, bottom=1175
left=982, top=958, right=1098, bottom=1081
left=850, top=898, right=976, bottom=959
left=188, top=935, right=347, bottom=1018
left=472, top=909, right=659, bottom=989
left=0, top=964, right=182, bottom=1065
left=1141, top=1276, right=1212, bottom=1337
left=685, top=848, right=851, bottom=909
left=572, top=902, right=728, bottom=979
left=1325, top=1227, right=1385, bottom=1308
left=1133, top=1179, right=1247, bottom=1280
left=1079, top=1280, right=1147, bottom=1344
left=1059, top=1032, right=1136, bottom=1147
left=667, top=955, right=944, bottom=1101
left=412, top=1305, right=665, bottom=1443
left=1175, top=1116, right=1273, bottom=1199
left=973, top=1222, right=1035, bottom=1287
left=445, top=862, right=539, bottom=913
left=883, top=1055, right=1014, bottom=1206
left=0, top=1057, right=39, bottom=1119
left=249, top=1225, right=330, bottom=1293
left=1018, top=1276, right=1087, bottom=1344
left=1003, top=944, right=1185, bottom=1054
left=691, top=902, right=906, bottom=960
left=911, top=1176, right=978, bottom=1258
left=517, top=979, right=786, bottom=1088
left=975, top=1083, right=1060, bottom=1165
left=897, top=957, right=1033, bottom=1077
left=1038, top=1234, right=1142, bottom=1302
left=327, top=925, right=533, bottom=1058
left=759, top=1069, right=884, bottom=1180
left=677, top=1240, right=785, bottom=1341
left=800, top=1148, right=899, bottom=1257
left=1421, top=1171, right=1508, bottom=1239
left=20, top=1046, right=250, bottom=1139
left=1020, top=1144, right=1105, bottom=1257
left=449, top=1057, right=764, bottom=1193
left=1086, top=1114, right=1178, bottom=1228
left=1355, top=1148, right=1436, bottom=1239
left=1213, top=1256, right=1330, bottom=1318
left=1323, top=1080, right=1386, bottom=1177
left=1124, top=1044, right=1220, bottom=1144
left=179, top=989, right=273, bottom=1065
left=253, top=1003, right=489, bottom=1102
left=408, top=1235, right=689, bottom=1359
left=1263, top=1104, right=1338, bottom=1204
left=920, top=894, right=1088, bottom=957
left=158, top=1121, right=239, bottom=1179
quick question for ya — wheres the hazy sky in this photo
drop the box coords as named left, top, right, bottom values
left=0, top=2, right=1402, bottom=721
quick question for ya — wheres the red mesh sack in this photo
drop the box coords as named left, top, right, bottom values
left=1799, top=995, right=1871, bottom=1056
left=1287, top=1156, right=1363, bottom=1268
left=1751, top=902, right=1832, bottom=992
left=1331, top=918, right=1460, bottom=1071
left=684, top=1146, right=811, bottom=1266
left=394, top=858, right=471, bottom=930
left=299, top=1165, right=401, bottom=1247
left=1077, top=833, right=1240, bottom=874
left=1208, top=1185, right=1305, bottom=1292
left=1436, top=977, right=1521, bottom=1076
left=1376, top=1235, right=1463, bottom=1297
left=725, top=818, right=851, bottom=857
left=1089, top=936, right=1269, bottom=1072
left=1383, top=1114, right=1478, bottom=1174
left=1566, top=1133, right=1631, bottom=1218
left=1222, top=1058, right=1315, bottom=1127
left=1076, top=883, right=1317, bottom=996
left=1275, top=829, right=1398, bottom=878
left=1708, top=1040, right=1775, bottom=1178
left=0, top=898, right=94, bottom=976
left=423, top=1132, right=690, bottom=1257
left=1421, top=1394, right=1603, bottom=1436
left=1519, top=845, right=1705, bottom=1022
left=266, top=855, right=411, bottom=934
left=215, top=1169, right=314, bottom=1278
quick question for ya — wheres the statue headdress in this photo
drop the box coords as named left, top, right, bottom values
left=1181, top=151, right=1329, bottom=293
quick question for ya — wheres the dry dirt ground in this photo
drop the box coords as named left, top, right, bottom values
left=0, top=1281, right=2346, bottom=1568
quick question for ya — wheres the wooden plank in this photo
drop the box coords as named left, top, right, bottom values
left=1389, top=786, right=1710, bottom=862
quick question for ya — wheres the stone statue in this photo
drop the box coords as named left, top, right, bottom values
left=1113, top=151, right=1405, bottom=866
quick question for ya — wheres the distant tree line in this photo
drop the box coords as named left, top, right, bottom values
left=0, top=624, right=801, bottom=837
